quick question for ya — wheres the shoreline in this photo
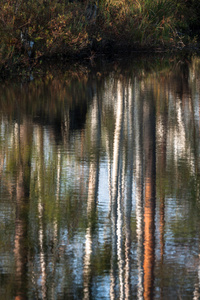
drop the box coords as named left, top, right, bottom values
left=1, top=45, right=199, bottom=79
left=1, top=47, right=198, bottom=83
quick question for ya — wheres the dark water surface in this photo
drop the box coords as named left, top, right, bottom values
left=1, top=56, right=200, bottom=299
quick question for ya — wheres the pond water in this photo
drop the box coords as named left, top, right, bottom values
left=1, top=55, right=200, bottom=299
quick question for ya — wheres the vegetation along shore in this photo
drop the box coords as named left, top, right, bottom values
left=0, top=0, right=200, bottom=73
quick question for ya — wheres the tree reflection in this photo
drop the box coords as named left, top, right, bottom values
left=110, top=81, right=125, bottom=300
left=143, top=93, right=156, bottom=300
left=135, top=79, right=144, bottom=300
left=35, top=126, right=47, bottom=299
left=14, top=119, right=33, bottom=300
left=156, top=88, right=168, bottom=299
left=124, top=84, right=134, bottom=300
left=83, top=90, right=101, bottom=299
left=1, top=56, right=200, bottom=299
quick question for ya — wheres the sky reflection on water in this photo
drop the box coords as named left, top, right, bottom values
left=1, top=56, right=200, bottom=299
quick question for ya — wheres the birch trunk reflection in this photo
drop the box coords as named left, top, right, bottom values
left=14, top=119, right=32, bottom=300
left=124, top=85, right=134, bottom=300
left=117, top=151, right=125, bottom=300
left=110, top=81, right=125, bottom=300
left=134, top=80, right=144, bottom=300
left=83, top=93, right=101, bottom=299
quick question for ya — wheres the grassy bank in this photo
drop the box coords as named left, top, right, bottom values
left=0, top=0, right=200, bottom=72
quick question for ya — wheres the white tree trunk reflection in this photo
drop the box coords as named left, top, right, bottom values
left=83, top=93, right=101, bottom=299
left=134, top=81, right=144, bottom=300
left=110, top=81, right=125, bottom=300
left=124, top=85, right=134, bottom=300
